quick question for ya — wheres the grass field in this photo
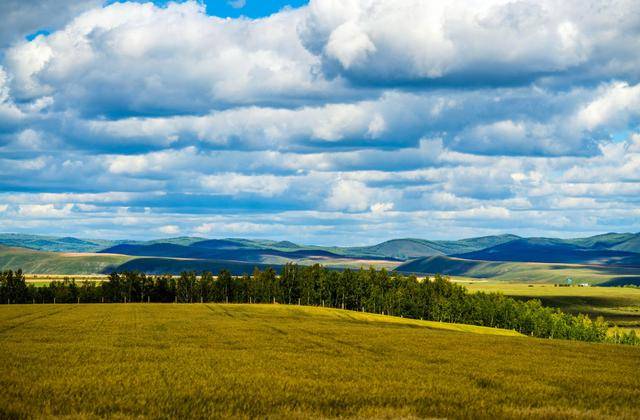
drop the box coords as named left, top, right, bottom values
left=1, top=304, right=639, bottom=418
left=461, top=280, right=640, bottom=330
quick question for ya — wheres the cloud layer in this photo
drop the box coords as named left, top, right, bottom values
left=0, top=0, right=639, bottom=244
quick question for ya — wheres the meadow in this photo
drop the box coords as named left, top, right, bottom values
left=1, top=303, right=639, bottom=419
left=462, top=281, right=640, bottom=330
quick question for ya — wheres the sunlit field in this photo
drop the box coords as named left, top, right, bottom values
left=1, top=303, right=639, bottom=419
left=460, top=280, right=640, bottom=331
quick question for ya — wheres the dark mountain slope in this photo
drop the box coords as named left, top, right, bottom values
left=99, top=242, right=348, bottom=263
left=454, top=238, right=640, bottom=266
left=112, top=258, right=278, bottom=275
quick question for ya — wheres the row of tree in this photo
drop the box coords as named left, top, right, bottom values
left=1, top=265, right=638, bottom=345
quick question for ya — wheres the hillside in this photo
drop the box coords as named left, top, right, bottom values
left=611, top=234, right=640, bottom=253
left=341, top=234, right=521, bottom=259
left=100, top=242, right=352, bottom=265
left=565, top=232, right=639, bottom=249
left=396, top=255, right=640, bottom=285
left=0, top=245, right=132, bottom=274
left=115, top=257, right=277, bottom=275
left=1, top=304, right=638, bottom=418
left=454, top=238, right=640, bottom=266
left=0, top=233, right=117, bottom=253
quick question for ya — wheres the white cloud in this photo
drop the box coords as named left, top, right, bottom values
left=4, top=1, right=332, bottom=114
left=200, top=173, right=290, bottom=197
left=326, top=179, right=374, bottom=212
left=0, top=0, right=101, bottom=48
left=575, top=81, right=640, bottom=131
left=0, top=66, right=23, bottom=127
left=370, top=201, right=394, bottom=213
left=18, top=203, right=74, bottom=218
left=299, top=0, right=637, bottom=85
left=0, top=0, right=638, bottom=242
left=158, top=224, right=180, bottom=235
left=324, top=20, right=376, bottom=69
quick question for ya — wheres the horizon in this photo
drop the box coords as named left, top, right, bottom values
left=1, top=0, right=639, bottom=244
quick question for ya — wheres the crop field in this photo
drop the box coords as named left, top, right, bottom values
left=462, top=281, right=640, bottom=330
left=1, top=304, right=639, bottom=418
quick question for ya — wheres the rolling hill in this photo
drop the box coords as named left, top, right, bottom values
left=0, top=245, right=133, bottom=274
left=1, top=232, right=639, bottom=278
left=340, top=234, right=521, bottom=259
left=396, top=255, right=640, bottom=285
left=0, top=245, right=282, bottom=275
left=100, top=241, right=357, bottom=265
left=0, top=233, right=117, bottom=253
left=454, top=237, right=640, bottom=266
left=114, top=257, right=278, bottom=275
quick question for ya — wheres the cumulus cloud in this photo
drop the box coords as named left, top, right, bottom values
left=0, top=0, right=639, bottom=242
left=200, top=173, right=290, bottom=197
left=299, top=0, right=639, bottom=86
left=575, top=82, right=640, bottom=131
left=4, top=1, right=334, bottom=116
left=0, top=66, right=24, bottom=131
left=0, top=0, right=101, bottom=48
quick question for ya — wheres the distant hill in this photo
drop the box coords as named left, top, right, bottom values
left=344, top=239, right=446, bottom=259
left=115, top=258, right=277, bottom=275
left=0, top=233, right=117, bottom=253
left=396, top=255, right=640, bottom=285
left=0, top=245, right=132, bottom=274
left=1, top=232, right=639, bottom=277
left=564, top=232, right=638, bottom=249
left=0, top=233, right=524, bottom=260
left=610, top=234, right=640, bottom=253
left=454, top=238, right=640, bottom=266
left=100, top=242, right=357, bottom=265
left=341, top=234, right=521, bottom=259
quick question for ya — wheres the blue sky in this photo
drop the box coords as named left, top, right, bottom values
left=106, top=0, right=309, bottom=18
left=0, top=0, right=639, bottom=244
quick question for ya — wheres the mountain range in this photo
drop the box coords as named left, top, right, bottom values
left=0, top=232, right=639, bottom=282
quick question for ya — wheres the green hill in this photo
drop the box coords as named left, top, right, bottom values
left=565, top=232, right=638, bottom=249
left=0, top=233, right=117, bottom=253
left=341, top=234, right=521, bottom=259
left=0, top=245, right=133, bottom=274
left=611, top=234, right=640, bottom=253
left=1, top=304, right=638, bottom=418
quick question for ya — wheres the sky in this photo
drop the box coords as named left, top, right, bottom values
left=0, top=0, right=639, bottom=245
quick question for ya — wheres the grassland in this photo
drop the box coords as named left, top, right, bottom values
left=462, top=280, right=640, bottom=330
left=1, top=304, right=639, bottom=418
left=0, top=245, right=133, bottom=275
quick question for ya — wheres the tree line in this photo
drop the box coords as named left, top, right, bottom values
left=1, top=265, right=638, bottom=345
